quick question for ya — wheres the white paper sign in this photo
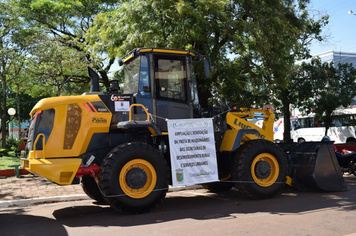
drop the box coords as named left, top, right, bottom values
left=167, top=118, right=219, bottom=187
left=115, top=101, right=130, bottom=112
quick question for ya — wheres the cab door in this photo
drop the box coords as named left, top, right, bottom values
left=153, top=54, right=192, bottom=131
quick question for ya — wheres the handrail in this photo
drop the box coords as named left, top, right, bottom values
left=129, top=104, right=150, bottom=121
left=33, top=133, right=46, bottom=159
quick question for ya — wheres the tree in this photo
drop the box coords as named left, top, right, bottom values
left=293, top=58, right=356, bottom=135
left=274, top=14, right=329, bottom=142
left=6, top=0, right=330, bottom=145
left=87, top=0, right=327, bottom=109
left=26, top=35, right=90, bottom=96
left=0, top=0, right=27, bottom=147
left=6, top=53, right=27, bottom=139
left=16, top=0, right=117, bottom=90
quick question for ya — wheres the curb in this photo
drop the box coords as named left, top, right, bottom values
left=0, top=168, right=29, bottom=177
left=0, top=185, right=204, bottom=209
left=0, top=194, right=90, bottom=208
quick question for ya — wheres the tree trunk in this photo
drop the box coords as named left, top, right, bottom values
left=1, top=75, right=7, bottom=148
left=16, top=86, right=21, bottom=139
left=283, top=100, right=291, bottom=142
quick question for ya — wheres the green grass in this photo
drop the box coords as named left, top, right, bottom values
left=0, top=151, right=22, bottom=170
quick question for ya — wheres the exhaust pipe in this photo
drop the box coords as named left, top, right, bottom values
left=88, top=67, right=100, bottom=92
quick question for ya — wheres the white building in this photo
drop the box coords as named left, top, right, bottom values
left=299, top=50, right=356, bottom=66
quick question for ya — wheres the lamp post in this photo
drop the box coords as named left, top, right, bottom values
left=7, top=108, right=16, bottom=139
left=348, top=10, right=356, bottom=16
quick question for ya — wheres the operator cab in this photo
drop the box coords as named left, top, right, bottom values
left=119, top=48, right=205, bottom=131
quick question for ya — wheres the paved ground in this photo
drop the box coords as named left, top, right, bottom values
left=0, top=174, right=85, bottom=200
left=0, top=174, right=88, bottom=207
left=1, top=172, right=356, bottom=210
left=1, top=175, right=356, bottom=236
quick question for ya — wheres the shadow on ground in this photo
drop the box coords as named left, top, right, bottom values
left=56, top=176, right=356, bottom=227
left=1, top=176, right=356, bottom=233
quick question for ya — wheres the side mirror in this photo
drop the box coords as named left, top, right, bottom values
left=204, top=58, right=210, bottom=78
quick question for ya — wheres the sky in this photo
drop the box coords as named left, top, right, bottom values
left=308, top=0, right=356, bottom=55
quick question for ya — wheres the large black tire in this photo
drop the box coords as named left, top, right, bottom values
left=81, top=175, right=107, bottom=204
left=233, top=139, right=287, bottom=199
left=98, top=142, right=169, bottom=214
left=298, top=138, right=305, bottom=143
left=346, top=137, right=356, bottom=143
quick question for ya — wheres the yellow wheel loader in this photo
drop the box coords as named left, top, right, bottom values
left=22, top=48, right=346, bottom=214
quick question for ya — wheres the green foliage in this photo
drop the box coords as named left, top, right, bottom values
left=1, top=0, right=330, bottom=145
left=13, top=139, right=23, bottom=151
left=26, top=35, right=90, bottom=96
left=293, top=58, right=356, bottom=135
left=87, top=0, right=327, bottom=108
left=0, top=0, right=28, bottom=148
left=6, top=137, right=20, bottom=151
left=6, top=92, right=45, bottom=121
left=16, top=0, right=119, bottom=89
left=88, top=0, right=227, bottom=56
left=0, top=148, right=9, bottom=156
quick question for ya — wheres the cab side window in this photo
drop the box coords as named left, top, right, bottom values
left=154, top=55, right=187, bottom=103
left=138, top=54, right=150, bottom=98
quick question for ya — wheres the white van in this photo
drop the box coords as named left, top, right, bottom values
left=254, top=110, right=356, bottom=143
left=292, top=114, right=356, bottom=143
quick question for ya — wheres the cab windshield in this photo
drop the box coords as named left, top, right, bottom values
left=122, top=57, right=140, bottom=94
left=122, top=54, right=150, bottom=98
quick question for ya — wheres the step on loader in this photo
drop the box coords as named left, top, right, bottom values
left=21, top=48, right=347, bottom=214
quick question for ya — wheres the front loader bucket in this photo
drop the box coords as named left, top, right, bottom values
left=278, top=142, right=347, bottom=192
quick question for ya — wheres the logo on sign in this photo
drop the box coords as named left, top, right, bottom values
left=111, top=95, right=118, bottom=101
left=175, top=169, right=184, bottom=182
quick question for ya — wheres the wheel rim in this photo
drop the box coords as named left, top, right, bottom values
left=119, top=159, right=157, bottom=199
left=251, top=153, right=279, bottom=187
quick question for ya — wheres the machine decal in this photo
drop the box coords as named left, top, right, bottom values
left=91, top=101, right=110, bottom=113
left=111, top=95, right=132, bottom=112
left=234, top=119, right=252, bottom=129
left=92, top=117, right=107, bottom=123
left=83, top=102, right=97, bottom=112
left=82, top=101, right=109, bottom=113
left=233, top=119, right=265, bottom=139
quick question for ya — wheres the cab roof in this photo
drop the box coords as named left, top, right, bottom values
left=118, top=48, right=196, bottom=65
